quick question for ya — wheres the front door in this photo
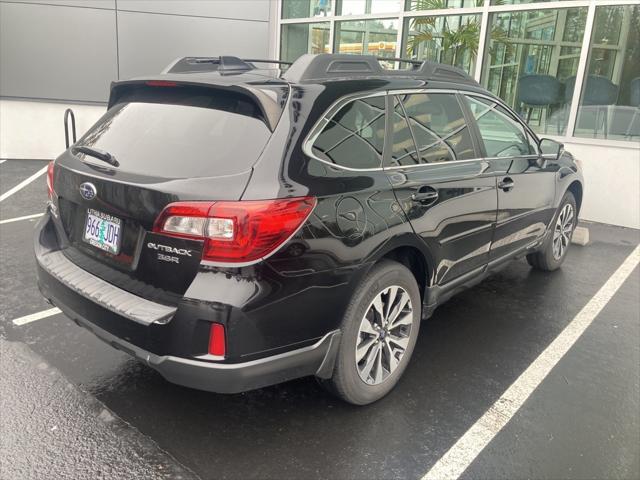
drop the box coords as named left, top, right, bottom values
left=463, top=95, right=557, bottom=261
left=384, top=92, right=498, bottom=286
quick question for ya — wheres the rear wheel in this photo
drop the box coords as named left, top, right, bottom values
left=527, top=191, right=577, bottom=271
left=324, top=260, right=421, bottom=405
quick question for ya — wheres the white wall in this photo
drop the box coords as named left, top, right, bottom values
left=0, top=0, right=274, bottom=102
left=0, top=99, right=106, bottom=160
left=562, top=140, right=640, bottom=229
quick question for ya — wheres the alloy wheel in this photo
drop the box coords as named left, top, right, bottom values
left=355, top=286, right=413, bottom=385
left=552, top=203, right=574, bottom=260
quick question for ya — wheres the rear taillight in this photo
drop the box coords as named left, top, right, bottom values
left=208, top=323, right=226, bottom=357
left=46, top=161, right=55, bottom=199
left=153, top=197, right=316, bottom=263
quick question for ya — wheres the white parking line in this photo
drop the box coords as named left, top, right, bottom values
left=0, top=160, right=6, bottom=165
left=422, top=244, right=640, bottom=480
left=12, top=308, right=62, bottom=326
left=0, top=213, right=43, bottom=225
left=0, top=165, right=48, bottom=202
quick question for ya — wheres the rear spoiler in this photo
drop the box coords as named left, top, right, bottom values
left=162, top=56, right=292, bottom=74
left=108, top=78, right=288, bottom=132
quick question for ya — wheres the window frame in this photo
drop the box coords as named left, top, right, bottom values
left=303, top=87, right=551, bottom=173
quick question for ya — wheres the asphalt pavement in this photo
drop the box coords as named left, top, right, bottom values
left=1, top=159, right=638, bottom=480
left=0, top=339, right=197, bottom=480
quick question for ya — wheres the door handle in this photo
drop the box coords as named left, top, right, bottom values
left=411, top=186, right=439, bottom=204
left=498, top=177, right=515, bottom=192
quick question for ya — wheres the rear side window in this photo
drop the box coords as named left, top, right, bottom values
left=394, top=93, right=476, bottom=164
left=465, top=96, right=536, bottom=158
left=311, top=96, right=385, bottom=169
left=76, top=88, right=272, bottom=178
left=390, top=99, right=420, bottom=166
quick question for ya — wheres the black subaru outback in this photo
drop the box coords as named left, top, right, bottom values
left=35, top=54, right=583, bottom=405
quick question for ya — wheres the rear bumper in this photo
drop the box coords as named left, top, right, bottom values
left=35, top=211, right=341, bottom=393
left=57, top=298, right=339, bottom=394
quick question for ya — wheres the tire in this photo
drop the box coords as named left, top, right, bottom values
left=527, top=191, right=577, bottom=272
left=324, top=260, right=421, bottom=405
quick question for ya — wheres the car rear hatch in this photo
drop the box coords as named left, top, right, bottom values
left=51, top=78, right=289, bottom=305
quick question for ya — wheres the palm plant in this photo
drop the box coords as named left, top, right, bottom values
left=407, top=0, right=510, bottom=72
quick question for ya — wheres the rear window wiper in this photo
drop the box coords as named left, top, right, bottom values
left=72, top=146, right=119, bottom=167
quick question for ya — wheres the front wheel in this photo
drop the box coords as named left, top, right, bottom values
left=323, top=260, right=421, bottom=405
left=527, top=191, right=577, bottom=271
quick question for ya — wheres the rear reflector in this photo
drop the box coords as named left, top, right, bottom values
left=46, top=161, right=55, bottom=199
left=153, top=197, right=316, bottom=263
left=208, top=323, right=226, bottom=357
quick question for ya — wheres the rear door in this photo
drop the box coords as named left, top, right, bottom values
left=51, top=84, right=279, bottom=304
left=384, top=91, right=498, bottom=286
left=463, top=95, right=557, bottom=261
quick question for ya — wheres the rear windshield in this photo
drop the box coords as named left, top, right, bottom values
left=76, top=89, right=272, bottom=178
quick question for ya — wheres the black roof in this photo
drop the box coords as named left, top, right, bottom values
left=108, top=54, right=483, bottom=130
left=282, top=54, right=479, bottom=85
left=157, top=54, right=479, bottom=87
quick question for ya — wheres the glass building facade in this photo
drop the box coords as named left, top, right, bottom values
left=279, top=0, right=640, bottom=143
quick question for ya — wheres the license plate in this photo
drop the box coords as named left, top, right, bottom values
left=83, top=208, right=122, bottom=255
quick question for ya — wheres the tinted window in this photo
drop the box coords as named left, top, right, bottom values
left=311, top=96, right=385, bottom=169
left=398, top=93, right=475, bottom=164
left=465, top=96, right=536, bottom=157
left=389, top=98, right=420, bottom=167
left=77, top=90, right=271, bottom=178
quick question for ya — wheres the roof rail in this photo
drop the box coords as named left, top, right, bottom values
left=282, top=54, right=478, bottom=85
left=162, top=56, right=290, bottom=74
left=243, top=59, right=293, bottom=66
left=377, top=57, right=423, bottom=67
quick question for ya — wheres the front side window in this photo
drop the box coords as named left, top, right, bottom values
left=396, top=93, right=475, bottom=164
left=465, top=96, right=536, bottom=157
left=311, top=96, right=385, bottom=169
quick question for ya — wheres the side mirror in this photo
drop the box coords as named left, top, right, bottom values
left=539, top=138, right=563, bottom=160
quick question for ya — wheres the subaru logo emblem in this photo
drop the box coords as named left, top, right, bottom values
left=79, top=182, right=97, bottom=200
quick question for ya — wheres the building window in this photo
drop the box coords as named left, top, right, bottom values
left=281, top=23, right=331, bottom=63
left=335, top=19, right=399, bottom=61
left=406, top=0, right=484, bottom=9
left=282, top=0, right=333, bottom=19
left=403, top=13, right=481, bottom=75
left=490, top=0, right=574, bottom=4
left=574, top=4, right=640, bottom=141
left=279, top=0, right=640, bottom=146
left=337, top=0, right=402, bottom=15
left=481, top=7, right=588, bottom=136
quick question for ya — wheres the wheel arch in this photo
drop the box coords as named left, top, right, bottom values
left=567, top=180, right=583, bottom=215
left=366, top=235, right=435, bottom=303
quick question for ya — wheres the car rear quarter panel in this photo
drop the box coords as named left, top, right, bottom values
left=205, top=82, right=434, bottom=359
